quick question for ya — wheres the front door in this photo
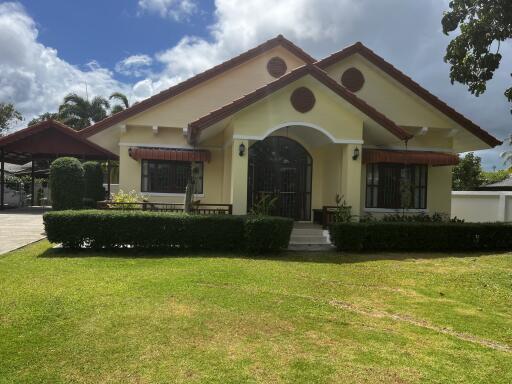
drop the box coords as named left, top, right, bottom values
left=248, top=136, right=312, bottom=220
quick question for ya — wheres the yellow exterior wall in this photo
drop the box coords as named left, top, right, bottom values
left=117, top=125, right=226, bottom=204
left=324, top=55, right=458, bottom=131
left=231, top=76, right=364, bottom=142
left=125, top=46, right=306, bottom=129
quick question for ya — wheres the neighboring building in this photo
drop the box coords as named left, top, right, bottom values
left=1, top=35, right=502, bottom=219
left=477, top=177, right=512, bottom=191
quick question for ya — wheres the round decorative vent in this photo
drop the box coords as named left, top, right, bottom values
left=290, top=87, right=316, bottom=113
left=267, top=57, right=287, bottom=78
left=341, top=67, right=365, bottom=92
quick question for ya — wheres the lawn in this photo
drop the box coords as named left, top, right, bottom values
left=0, top=241, right=511, bottom=383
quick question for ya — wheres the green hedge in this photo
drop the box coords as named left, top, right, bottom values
left=49, top=157, right=84, bottom=210
left=44, top=210, right=293, bottom=253
left=330, top=222, right=512, bottom=252
left=83, top=161, right=105, bottom=202
left=245, top=216, right=294, bottom=253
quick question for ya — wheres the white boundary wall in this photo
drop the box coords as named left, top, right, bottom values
left=451, top=191, right=512, bottom=222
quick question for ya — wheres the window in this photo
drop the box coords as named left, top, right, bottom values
left=141, top=160, right=203, bottom=194
left=366, top=163, right=427, bottom=209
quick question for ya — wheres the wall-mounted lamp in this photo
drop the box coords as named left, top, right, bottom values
left=239, top=143, right=246, bottom=157
left=352, top=147, right=360, bottom=160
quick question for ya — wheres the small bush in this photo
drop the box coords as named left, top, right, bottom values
left=43, top=211, right=293, bottom=252
left=83, top=161, right=105, bottom=202
left=330, top=222, right=512, bottom=252
left=49, top=157, right=84, bottom=210
left=109, top=190, right=147, bottom=209
left=245, top=216, right=293, bottom=253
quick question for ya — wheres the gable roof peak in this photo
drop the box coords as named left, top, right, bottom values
left=316, top=41, right=501, bottom=147
left=80, top=34, right=316, bottom=137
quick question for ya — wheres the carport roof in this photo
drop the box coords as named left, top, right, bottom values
left=0, top=120, right=118, bottom=164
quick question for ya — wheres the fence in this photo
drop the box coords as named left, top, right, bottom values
left=451, top=191, right=512, bottom=222
left=97, top=201, right=233, bottom=215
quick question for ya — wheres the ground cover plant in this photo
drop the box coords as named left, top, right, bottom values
left=0, top=241, right=510, bottom=383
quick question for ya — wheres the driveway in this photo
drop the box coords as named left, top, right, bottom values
left=0, top=207, right=47, bottom=255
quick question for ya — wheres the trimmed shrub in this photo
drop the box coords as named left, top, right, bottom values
left=83, top=161, right=105, bottom=202
left=49, top=157, right=84, bottom=210
left=245, top=216, right=294, bottom=253
left=330, top=222, right=512, bottom=252
left=44, top=210, right=293, bottom=252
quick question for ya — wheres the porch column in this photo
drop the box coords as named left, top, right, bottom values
left=341, top=143, right=362, bottom=217
left=31, top=158, right=35, bottom=206
left=0, top=149, right=4, bottom=210
left=230, top=139, right=249, bottom=215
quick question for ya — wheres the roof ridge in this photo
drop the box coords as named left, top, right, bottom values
left=80, top=35, right=316, bottom=137
left=316, top=42, right=501, bottom=147
left=187, top=64, right=410, bottom=143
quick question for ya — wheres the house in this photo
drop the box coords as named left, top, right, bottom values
left=1, top=35, right=502, bottom=219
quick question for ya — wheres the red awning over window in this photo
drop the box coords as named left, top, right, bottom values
left=128, top=147, right=211, bottom=162
left=362, top=149, right=459, bottom=166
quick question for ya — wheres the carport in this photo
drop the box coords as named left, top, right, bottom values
left=0, top=119, right=118, bottom=209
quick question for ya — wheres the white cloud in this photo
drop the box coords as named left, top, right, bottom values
left=1, top=0, right=510, bottom=169
left=0, top=2, right=131, bottom=127
left=115, top=54, right=153, bottom=77
left=137, top=0, right=197, bottom=21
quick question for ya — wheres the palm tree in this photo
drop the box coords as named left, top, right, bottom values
left=109, top=92, right=130, bottom=115
left=58, top=93, right=110, bottom=130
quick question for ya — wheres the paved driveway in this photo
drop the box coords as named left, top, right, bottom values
left=0, top=208, right=46, bottom=255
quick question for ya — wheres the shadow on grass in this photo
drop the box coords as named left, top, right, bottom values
left=38, top=246, right=508, bottom=265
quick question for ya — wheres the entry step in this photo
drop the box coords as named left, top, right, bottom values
left=288, top=223, right=333, bottom=250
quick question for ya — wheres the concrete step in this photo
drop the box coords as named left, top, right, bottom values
left=288, top=243, right=335, bottom=251
left=291, top=228, right=324, bottom=236
left=289, top=235, right=329, bottom=244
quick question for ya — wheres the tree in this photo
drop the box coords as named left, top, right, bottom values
left=481, top=169, right=510, bottom=185
left=109, top=92, right=130, bottom=115
left=49, top=157, right=84, bottom=210
left=452, top=152, right=484, bottom=190
left=28, top=112, right=61, bottom=126
left=442, top=1, right=512, bottom=111
left=58, top=93, right=110, bottom=130
left=0, top=103, right=22, bottom=135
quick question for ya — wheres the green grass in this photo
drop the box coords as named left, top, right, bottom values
left=0, top=241, right=511, bottom=383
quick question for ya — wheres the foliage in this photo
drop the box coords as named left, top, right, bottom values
left=83, top=161, right=105, bottom=202
left=330, top=222, right=512, bottom=252
left=109, top=92, right=130, bottom=115
left=381, top=212, right=464, bottom=223
left=43, top=210, right=293, bottom=252
left=481, top=169, right=510, bottom=185
left=58, top=93, right=110, bottom=130
left=244, top=216, right=293, bottom=253
left=0, top=102, right=22, bottom=135
left=109, top=190, right=147, bottom=209
left=28, top=112, right=61, bottom=126
left=249, top=193, right=278, bottom=216
left=442, top=0, right=512, bottom=111
left=452, top=152, right=483, bottom=190
left=4, top=174, right=23, bottom=190
left=49, top=157, right=84, bottom=210
left=333, top=194, right=353, bottom=223
left=184, top=161, right=201, bottom=214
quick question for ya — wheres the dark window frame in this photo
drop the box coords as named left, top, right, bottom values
left=365, top=163, right=428, bottom=209
left=141, top=160, right=204, bottom=194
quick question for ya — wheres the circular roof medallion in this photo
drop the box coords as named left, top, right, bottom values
left=341, top=67, right=365, bottom=92
left=290, top=87, right=316, bottom=113
left=267, top=57, right=287, bottom=78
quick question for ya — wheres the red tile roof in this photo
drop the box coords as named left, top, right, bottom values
left=80, top=35, right=315, bottom=138
left=363, top=148, right=459, bottom=166
left=316, top=42, right=501, bottom=147
left=187, top=64, right=412, bottom=143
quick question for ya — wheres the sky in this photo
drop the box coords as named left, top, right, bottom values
left=0, top=0, right=511, bottom=170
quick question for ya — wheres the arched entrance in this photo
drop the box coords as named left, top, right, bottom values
left=248, top=136, right=312, bottom=220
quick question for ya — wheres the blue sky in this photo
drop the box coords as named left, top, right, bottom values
left=1, top=0, right=511, bottom=170
left=21, top=0, right=215, bottom=80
